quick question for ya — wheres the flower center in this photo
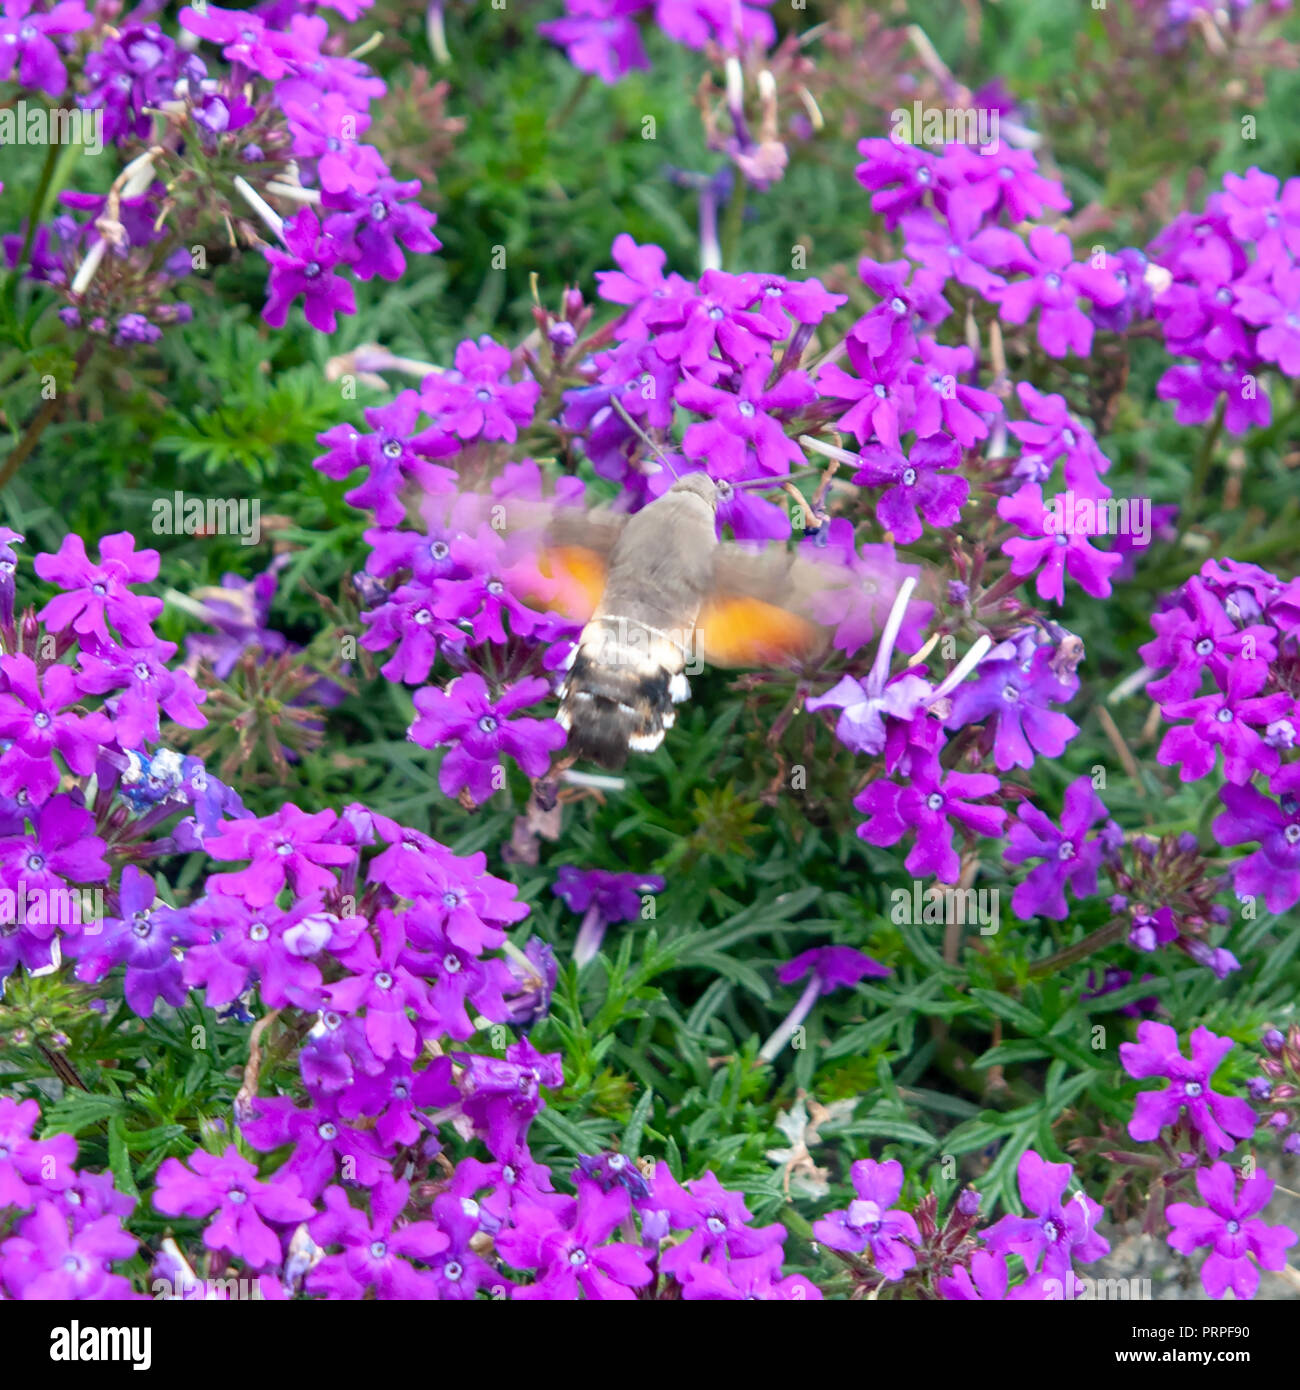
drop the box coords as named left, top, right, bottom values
left=478, top=715, right=498, bottom=733
left=370, top=1240, right=387, bottom=1258
left=443, top=953, right=462, bottom=973
left=382, top=439, right=403, bottom=458
left=926, top=792, right=945, bottom=811
left=737, top=401, right=756, bottom=418
left=229, top=1189, right=247, bottom=1205
left=1216, top=707, right=1234, bottom=723
left=303, top=261, right=322, bottom=279
left=33, top=712, right=50, bottom=729
left=1195, top=637, right=1214, bottom=656
left=249, top=922, right=269, bottom=942
left=847, top=1199, right=883, bottom=1232
left=375, top=971, right=393, bottom=991
left=444, top=1260, right=463, bottom=1281
left=1057, top=840, right=1075, bottom=860
left=1184, top=1081, right=1203, bottom=1097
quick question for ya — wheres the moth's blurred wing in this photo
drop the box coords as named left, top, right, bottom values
left=542, top=505, right=630, bottom=559
left=696, top=545, right=831, bottom=669
left=695, top=594, right=826, bottom=668
left=477, top=499, right=626, bottom=623
left=798, top=543, right=942, bottom=659
left=524, top=507, right=628, bottom=623
left=536, top=544, right=609, bottom=624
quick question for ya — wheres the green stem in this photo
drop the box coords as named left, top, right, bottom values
left=720, top=176, right=747, bottom=272
left=0, top=337, right=94, bottom=492
left=1027, top=918, right=1126, bottom=979
left=18, top=132, right=61, bottom=274
left=1173, top=398, right=1225, bottom=546
left=547, top=73, right=592, bottom=131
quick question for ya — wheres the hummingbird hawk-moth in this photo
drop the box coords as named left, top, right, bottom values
left=531, top=474, right=876, bottom=771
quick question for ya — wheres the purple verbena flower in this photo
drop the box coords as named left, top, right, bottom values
left=982, top=1150, right=1109, bottom=1283
left=812, top=1159, right=920, bottom=1281
left=1120, top=1023, right=1257, bottom=1158
left=409, top=674, right=566, bottom=806
left=1003, top=776, right=1108, bottom=920
left=1166, top=1162, right=1297, bottom=1300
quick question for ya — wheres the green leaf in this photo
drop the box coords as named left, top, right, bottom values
left=107, top=1117, right=139, bottom=1199
left=621, top=1086, right=655, bottom=1159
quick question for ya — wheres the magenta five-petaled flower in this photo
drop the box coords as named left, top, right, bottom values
left=262, top=208, right=356, bottom=335
left=34, top=531, right=162, bottom=647
left=204, top=805, right=354, bottom=907
left=153, top=1145, right=315, bottom=1269
left=1004, top=776, right=1109, bottom=920
left=812, top=1159, right=920, bottom=1281
left=1120, top=1023, right=1256, bottom=1158
left=982, top=1150, right=1109, bottom=1284
left=409, top=673, right=566, bottom=806
left=855, top=758, right=1005, bottom=884
left=1166, top=1162, right=1297, bottom=1300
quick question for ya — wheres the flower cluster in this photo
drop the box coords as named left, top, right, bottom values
left=538, top=0, right=777, bottom=86
left=1114, top=1023, right=1297, bottom=1299
left=0, top=529, right=248, bottom=1000
left=812, top=1149, right=1111, bottom=1300
left=0, top=1096, right=138, bottom=1300
left=1138, top=559, right=1300, bottom=913
left=1148, top=167, right=1300, bottom=437
left=4, top=0, right=442, bottom=345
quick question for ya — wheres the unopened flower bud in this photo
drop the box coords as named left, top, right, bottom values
left=548, top=320, right=577, bottom=352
